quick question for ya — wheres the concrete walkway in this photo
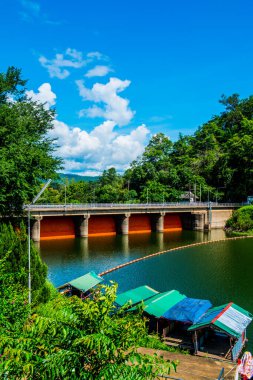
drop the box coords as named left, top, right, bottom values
left=138, top=348, right=237, bottom=379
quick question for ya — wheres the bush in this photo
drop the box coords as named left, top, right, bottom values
left=226, top=205, right=253, bottom=233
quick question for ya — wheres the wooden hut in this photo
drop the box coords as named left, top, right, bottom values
left=58, top=271, right=103, bottom=298
left=116, top=285, right=159, bottom=308
left=143, top=292, right=212, bottom=350
left=188, top=302, right=253, bottom=361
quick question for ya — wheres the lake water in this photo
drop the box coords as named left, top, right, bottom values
left=39, top=229, right=227, bottom=287
left=39, top=230, right=253, bottom=348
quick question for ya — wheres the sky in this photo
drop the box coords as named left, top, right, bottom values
left=1, top=0, right=253, bottom=175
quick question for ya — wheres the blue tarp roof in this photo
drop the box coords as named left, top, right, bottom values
left=163, top=297, right=212, bottom=324
left=189, top=304, right=225, bottom=326
left=188, top=303, right=253, bottom=338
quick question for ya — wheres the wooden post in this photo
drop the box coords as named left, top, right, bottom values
left=194, top=331, right=198, bottom=354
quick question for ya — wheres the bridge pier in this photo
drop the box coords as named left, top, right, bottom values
left=77, top=215, right=90, bottom=238
left=153, top=212, right=165, bottom=232
left=191, top=212, right=206, bottom=231
left=31, top=217, right=42, bottom=242
left=117, top=213, right=130, bottom=235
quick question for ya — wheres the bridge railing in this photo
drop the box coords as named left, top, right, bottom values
left=24, top=202, right=245, bottom=210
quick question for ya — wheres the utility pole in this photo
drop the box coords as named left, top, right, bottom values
left=27, top=179, right=52, bottom=304
left=200, top=184, right=202, bottom=203
left=147, top=188, right=149, bottom=204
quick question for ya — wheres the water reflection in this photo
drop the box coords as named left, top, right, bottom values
left=121, top=235, right=129, bottom=257
left=79, top=238, right=89, bottom=259
left=39, top=229, right=226, bottom=287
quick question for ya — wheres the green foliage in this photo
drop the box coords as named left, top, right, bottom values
left=0, top=67, right=62, bottom=216
left=0, top=267, right=30, bottom=335
left=124, top=95, right=253, bottom=203
left=226, top=205, right=253, bottom=233
left=0, top=283, right=177, bottom=379
left=0, top=66, right=26, bottom=103
left=0, top=223, right=49, bottom=304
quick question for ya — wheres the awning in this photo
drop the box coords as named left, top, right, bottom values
left=144, top=290, right=186, bottom=318
left=116, top=285, right=159, bottom=307
left=58, top=271, right=103, bottom=293
left=163, top=297, right=212, bottom=324
left=188, top=302, right=253, bottom=338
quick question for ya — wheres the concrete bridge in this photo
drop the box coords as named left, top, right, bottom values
left=26, top=202, right=241, bottom=241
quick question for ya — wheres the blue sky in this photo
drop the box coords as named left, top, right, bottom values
left=1, top=0, right=253, bottom=175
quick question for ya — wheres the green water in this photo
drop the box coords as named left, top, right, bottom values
left=39, top=229, right=226, bottom=287
left=39, top=230, right=253, bottom=348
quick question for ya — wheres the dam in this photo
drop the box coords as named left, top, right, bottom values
left=26, top=202, right=240, bottom=241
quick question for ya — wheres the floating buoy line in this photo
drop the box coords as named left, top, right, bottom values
left=99, top=235, right=253, bottom=277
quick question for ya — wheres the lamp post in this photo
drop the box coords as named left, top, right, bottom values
left=27, top=179, right=52, bottom=304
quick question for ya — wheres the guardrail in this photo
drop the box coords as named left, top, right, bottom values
left=24, top=202, right=244, bottom=210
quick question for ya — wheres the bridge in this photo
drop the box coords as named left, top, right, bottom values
left=26, top=202, right=242, bottom=241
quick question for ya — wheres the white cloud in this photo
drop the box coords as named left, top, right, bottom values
left=85, top=65, right=113, bottom=78
left=39, top=48, right=86, bottom=79
left=39, top=48, right=108, bottom=79
left=87, top=51, right=108, bottom=60
left=81, top=170, right=101, bottom=176
left=77, top=77, right=135, bottom=126
left=49, top=119, right=150, bottom=173
left=111, top=125, right=149, bottom=164
left=26, top=83, right=56, bottom=109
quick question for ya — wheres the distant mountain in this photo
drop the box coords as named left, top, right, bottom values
left=59, top=173, right=99, bottom=182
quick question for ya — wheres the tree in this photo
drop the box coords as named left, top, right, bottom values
left=0, top=67, right=62, bottom=216
left=0, top=223, right=50, bottom=304
left=0, top=283, right=177, bottom=379
left=125, top=94, right=253, bottom=202
left=96, top=168, right=129, bottom=203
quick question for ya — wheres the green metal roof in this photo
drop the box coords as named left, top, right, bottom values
left=116, top=285, right=159, bottom=307
left=188, top=303, right=253, bottom=338
left=144, top=290, right=186, bottom=318
left=67, top=271, right=103, bottom=292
